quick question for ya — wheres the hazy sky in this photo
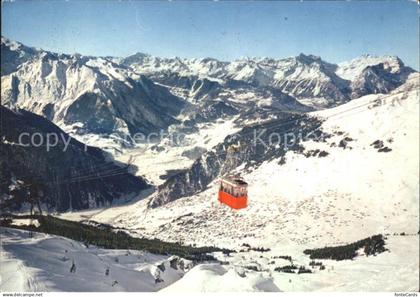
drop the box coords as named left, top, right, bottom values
left=2, top=0, right=419, bottom=68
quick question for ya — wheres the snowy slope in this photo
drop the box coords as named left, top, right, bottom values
left=59, top=74, right=419, bottom=245
left=2, top=228, right=417, bottom=292
left=0, top=227, right=191, bottom=292
left=134, top=74, right=419, bottom=247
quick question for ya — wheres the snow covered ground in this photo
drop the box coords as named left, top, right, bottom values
left=2, top=227, right=416, bottom=292
left=162, top=263, right=280, bottom=292
left=0, top=227, right=191, bottom=292
left=163, top=235, right=419, bottom=292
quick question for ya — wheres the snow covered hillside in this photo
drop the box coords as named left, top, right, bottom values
left=0, top=227, right=192, bottom=292
left=55, top=74, right=419, bottom=291
left=3, top=228, right=417, bottom=292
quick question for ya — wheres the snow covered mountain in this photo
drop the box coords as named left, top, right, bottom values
left=147, top=73, right=419, bottom=245
left=87, top=73, right=420, bottom=240
left=1, top=37, right=185, bottom=142
left=1, top=37, right=417, bottom=209
left=150, top=72, right=419, bottom=208
left=1, top=36, right=418, bottom=292
left=149, top=113, right=323, bottom=208
left=336, top=54, right=410, bottom=81
left=55, top=73, right=419, bottom=292
left=123, top=51, right=414, bottom=106
left=0, top=106, right=150, bottom=211
left=1, top=37, right=415, bottom=149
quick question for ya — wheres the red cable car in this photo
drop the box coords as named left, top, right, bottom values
left=218, top=176, right=248, bottom=209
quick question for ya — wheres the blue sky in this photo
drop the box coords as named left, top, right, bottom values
left=2, top=0, right=419, bottom=68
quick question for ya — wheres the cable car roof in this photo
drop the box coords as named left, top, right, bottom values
left=220, top=176, right=248, bottom=187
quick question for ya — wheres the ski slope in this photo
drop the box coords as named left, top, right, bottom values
left=0, top=227, right=190, bottom=292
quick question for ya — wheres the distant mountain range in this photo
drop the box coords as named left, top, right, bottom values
left=1, top=37, right=415, bottom=142
left=0, top=36, right=417, bottom=211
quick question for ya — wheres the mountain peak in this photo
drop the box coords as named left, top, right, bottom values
left=2, top=36, right=26, bottom=51
left=296, top=53, right=322, bottom=64
left=336, top=54, right=409, bottom=81
left=121, top=52, right=152, bottom=65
